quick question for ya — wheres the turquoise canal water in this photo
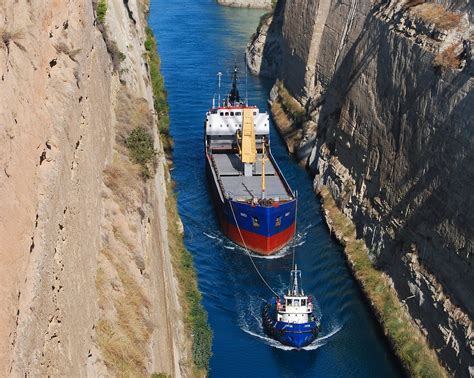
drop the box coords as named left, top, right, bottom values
left=150, top=1, right=402, bottom=376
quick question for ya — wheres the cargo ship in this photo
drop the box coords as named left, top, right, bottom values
left=204, top=67, right=297, bottom=255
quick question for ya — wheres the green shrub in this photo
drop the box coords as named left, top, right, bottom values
left=97, top=0, right=107, bottom=24
left=126, top=127, right=156, bottom=179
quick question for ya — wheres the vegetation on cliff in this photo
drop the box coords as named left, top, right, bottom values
left=145, top=21, right=212, bottom=374
left=126, top=127, right=157, bottom=179
left=269, top=81, right=307, bottom=154
left=166, top=183, right=213, bottom=373
left=96, top=0, right=107, bottom=24
left=94, top=0, right=126, bottom=72
left=97, top=90, right=159, bottom=376
left=318, top=187, right=446, bottom=378
left=94, top=12, right=212, bottom=374
left=144, top=26, right=173, bottom=156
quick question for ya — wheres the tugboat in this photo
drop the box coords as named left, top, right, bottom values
left=263, top=265, right=320, bottom=348
left=204, top=66, right=297, bottom=255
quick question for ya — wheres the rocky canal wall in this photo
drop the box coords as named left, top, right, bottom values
left=248, top=0, right=473, bottom=375
left=217, top=0, right=273, bottom=9
left=0, top=0, right=190, bottom=376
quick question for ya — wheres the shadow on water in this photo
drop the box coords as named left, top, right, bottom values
left=150, top=0, right=402, bottom=376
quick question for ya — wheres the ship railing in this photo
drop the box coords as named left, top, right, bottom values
left=209, top=153, right=227, bottom=196
left=267, top=150, right=296, bottom=199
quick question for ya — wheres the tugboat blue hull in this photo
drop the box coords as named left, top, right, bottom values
left=263, top=303, right=319, bottom=348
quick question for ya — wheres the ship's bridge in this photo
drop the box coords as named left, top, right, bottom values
left=205, top=106, right=269, bottom=148
left=277, top=295, right=313, bottom=324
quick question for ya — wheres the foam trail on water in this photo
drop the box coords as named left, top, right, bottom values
left=318, top=323, right=343, bottom=342
left=203, top=231, right=222, bottom=241
left=242, top=329, right=299, bottom=351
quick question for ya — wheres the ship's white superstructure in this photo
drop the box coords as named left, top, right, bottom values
left=276, top=266, right=314, bottom=324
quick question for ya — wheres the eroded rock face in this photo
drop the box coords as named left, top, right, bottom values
left=217, top=0, right=272, bottom=9
left=0, top=1, right=185, bottom=376
left=248, top=0, right=473, bottom=374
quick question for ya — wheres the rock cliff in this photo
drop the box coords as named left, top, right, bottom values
left=248, top=0, right=473, bottom=375
left=217, top=0, right=273, bottom=9
left=0, top=0, right=189, bottom=376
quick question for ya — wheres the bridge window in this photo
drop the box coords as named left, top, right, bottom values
left=275, top=216, right=281, bottom=227
left=225, top=112, right=229, bottom=116
left=220, top=112, right=224, bottom=116
left=253, top=112, right=257, bottom=115
left=294, top=299, right=300, bottom=306
left=230, top=112, right=234, bottom=116
left=301, top=299, right=306, bottom=306
left=252, top=217, right=259, bottom=228
left=236, top=112, right=241, bottom=115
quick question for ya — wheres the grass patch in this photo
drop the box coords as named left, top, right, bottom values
left=96, top=0, right=107, bottom=24
left=434, top=42, right=462, bottom=70
left=144, top=26, right=172, bottom=156
left=96, top=249, right=152, bottom=376
left=276, top=80, right=306, bottom=121
left=126, top=127, right=157, bottom=179
left=409, top=3, right=462, bottom=30
left=166, top=186, right=212, bottom=373
left=318, top=187, right=446, bottom=378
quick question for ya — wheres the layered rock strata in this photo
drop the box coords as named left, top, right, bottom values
left=248, top=0, right=473, bottom=375
left=0, top=0, right=187, bottom=376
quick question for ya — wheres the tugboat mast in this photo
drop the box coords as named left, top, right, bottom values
left=289, top=265, right=303, bottom=296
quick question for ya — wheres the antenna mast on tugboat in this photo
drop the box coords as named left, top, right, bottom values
left=289, top=265, right=303, bottom=296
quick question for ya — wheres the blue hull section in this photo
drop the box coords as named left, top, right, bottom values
left=262, top=302, right=319, bottom=348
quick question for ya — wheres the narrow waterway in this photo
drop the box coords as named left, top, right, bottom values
left=150, top=1, right=401, bottom=376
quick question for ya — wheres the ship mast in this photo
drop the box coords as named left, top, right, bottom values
left=229, top=65, right=240, bottom=105
left=217, top=72, right=223, bottom=107
left=289, top=265, right=303, bottom=296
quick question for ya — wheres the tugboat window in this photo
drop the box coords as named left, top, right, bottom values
left=230, top=112, right=234, bottom=116
left=252, top=217, right=260, bottom=228
left=287, top=299, right=292, bottom=306
left=236, top=112, right=241, bottom=115
left=301, top=299, right=306, bottom=306
left=220, top=112, right=224, bottom=116
left=294, top=299, right=300, bottom=306
left=275, top=216, right=281, bottom=227
left=225, top=112, right=229, bottom=116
